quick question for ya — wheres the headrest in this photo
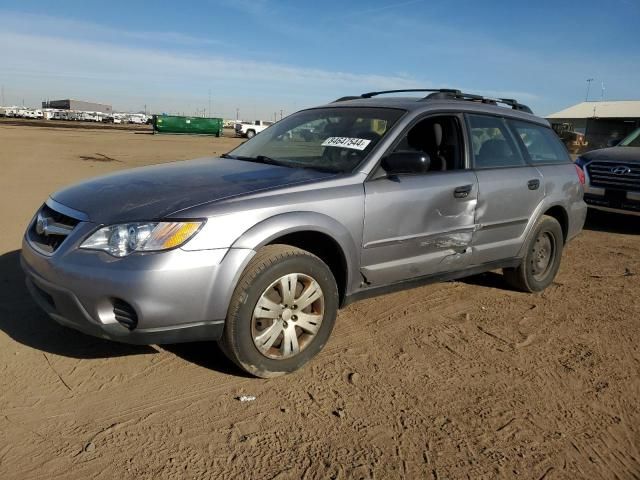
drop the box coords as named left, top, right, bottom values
left=433, top=123, right=443, bottom=147
left=479, top=139, right=511, bottom=159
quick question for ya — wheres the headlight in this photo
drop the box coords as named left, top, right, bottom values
left=80, top=221, right=204, bottom=257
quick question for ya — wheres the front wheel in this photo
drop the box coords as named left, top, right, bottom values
left=503, top=215, right=564, bottom=292
left=246, top=129, right=256, bottom=139
left=221, top=245, right=338, bottom=378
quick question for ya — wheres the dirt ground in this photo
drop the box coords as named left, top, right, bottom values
left=0, top=125, right=638, bottom=480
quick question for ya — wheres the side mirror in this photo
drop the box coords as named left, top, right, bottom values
left=382, top=151, right=431, bottom=175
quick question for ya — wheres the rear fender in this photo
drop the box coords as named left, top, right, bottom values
left=516, top=200, right=569, bottom=258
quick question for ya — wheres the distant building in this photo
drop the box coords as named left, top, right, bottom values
left=547, top=101, right=640, bottom=149
left=42, top=99, right=112, bottom=113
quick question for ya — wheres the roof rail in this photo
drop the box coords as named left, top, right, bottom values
left=333, top=89, right=460, bottom=103
left=360, top=88, right=461, bottom=98
left=333, top=96, right=361, bottom=102
left=423, top=90, right=533, bottom=113
left=333, top=88, right=533, bottom=114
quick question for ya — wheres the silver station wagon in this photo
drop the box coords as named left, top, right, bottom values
left=22, top=89, right=587, bottom=377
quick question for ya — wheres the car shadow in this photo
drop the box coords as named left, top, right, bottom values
left=163, top=342, right=252, bottom=378
left=459, top=271, right=520, bottom=291
left=0, top=249, right=156, bottom=358
left=0, top=249, right=246, bottom=375
left=583, top=209, right=640, bottom=235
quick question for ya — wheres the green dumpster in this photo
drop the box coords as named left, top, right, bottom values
left=152, top=115, right=224, bottom=136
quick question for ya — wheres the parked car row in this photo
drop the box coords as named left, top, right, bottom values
left=0, top=106, right=44, bottom=119
left=0, top=106, right=151, bottom=124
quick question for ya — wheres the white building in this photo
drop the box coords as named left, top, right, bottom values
left=547, top=101, right=640, bottom=149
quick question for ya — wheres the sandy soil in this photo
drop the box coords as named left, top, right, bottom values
left=0, top=125, right=639, bottom=480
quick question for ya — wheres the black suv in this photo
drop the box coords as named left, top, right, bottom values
left=577, top=127, right=640, bottom=216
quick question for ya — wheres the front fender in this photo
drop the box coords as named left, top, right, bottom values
left=231, top=211, right=360, bottom=295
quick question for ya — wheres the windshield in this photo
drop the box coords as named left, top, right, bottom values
left=226, top=107, right=405, bottom=173
left=619, top=128, right=640, bottom=147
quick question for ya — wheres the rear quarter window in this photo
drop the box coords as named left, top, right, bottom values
left=508, top=120, right=571, bottom=164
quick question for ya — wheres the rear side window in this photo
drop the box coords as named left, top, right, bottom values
left=467, top=114, right=526, bottom=168
left=509, top=120, right=571, bottom=164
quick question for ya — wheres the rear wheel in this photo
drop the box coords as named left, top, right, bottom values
left=221, top=245, right=338, bottom=378
left=503, top=215, right=564, bottom=292
left=246, top=129, right=256, bottom=139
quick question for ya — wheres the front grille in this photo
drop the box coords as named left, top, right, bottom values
left=587, top=161, right=640, bottom=192
left=113, top=299, right=138, bottom=330
left=28, top=204, right=80, bottom=254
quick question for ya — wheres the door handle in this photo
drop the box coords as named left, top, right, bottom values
left=528, top=179, right=540, bottom=190
left=454, top=184, right=473, bottom=198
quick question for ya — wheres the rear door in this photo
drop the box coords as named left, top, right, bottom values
left=467, top=114, right=545, bottom=264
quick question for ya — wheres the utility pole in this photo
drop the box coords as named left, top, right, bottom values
left=585, top=78, right=594, bottom=101
left=236, top=108, right=239, bottom=121
left=280, top=109, right=283, bottom=120
left=1, top=85, right=4, bottom=107
left=208, top=89, right=211, bottom=118
left=601, top=81, right=605, bottom=102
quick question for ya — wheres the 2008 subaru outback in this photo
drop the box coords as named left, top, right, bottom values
left=21, top=89, right=587, bottom=377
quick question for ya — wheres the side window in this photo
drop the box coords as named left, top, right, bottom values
left=392, top=115, right=464, bottom=172
left=509, top=120, right=571, bottom=164
left=467, top=114, right=526, bottom=168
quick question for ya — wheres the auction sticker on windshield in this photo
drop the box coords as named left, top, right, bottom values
left=321, top=137, right=372, bottom=151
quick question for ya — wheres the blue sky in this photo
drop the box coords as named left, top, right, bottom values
left=1, top=0, right=638, bottom=119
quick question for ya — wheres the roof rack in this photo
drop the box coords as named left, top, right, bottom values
left=333, top=88, right=533, bottom=114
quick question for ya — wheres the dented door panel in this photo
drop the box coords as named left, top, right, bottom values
left=361, top=171, right=478, bottom=285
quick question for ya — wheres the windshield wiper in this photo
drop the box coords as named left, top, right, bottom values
left=255, top=155, right=287, bottom=166
left=228, top=154, right=291, bottom=168
left=223, top=153, right=339, bottom=173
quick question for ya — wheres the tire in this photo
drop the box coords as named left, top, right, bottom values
left=246, top=129, right=256, bottom=139
left=503, top=215, right=564, bottom=293
left=221, top=244, right=339, bottom=378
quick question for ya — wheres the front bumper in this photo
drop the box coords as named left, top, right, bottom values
left=584, top=185, right=640, bottom=216
left=21, top=228, right=255, bottom=345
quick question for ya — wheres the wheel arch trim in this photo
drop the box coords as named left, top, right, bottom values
left=516, top=200, right=569, bottom=258
left=230, top=211, right=359, bottom=296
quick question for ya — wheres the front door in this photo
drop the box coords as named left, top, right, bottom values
left=361, top=115, right=478, bottom=286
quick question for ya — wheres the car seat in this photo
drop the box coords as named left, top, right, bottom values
left=477, top=139, right=513, bottom=167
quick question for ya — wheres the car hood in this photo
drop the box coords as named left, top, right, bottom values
left=581, top=146, right=640, bottom=163
left=51, top=157, right=335, bottom=224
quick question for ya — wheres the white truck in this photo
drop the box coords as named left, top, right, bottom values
left=234, top=120, right=273, bottom=139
